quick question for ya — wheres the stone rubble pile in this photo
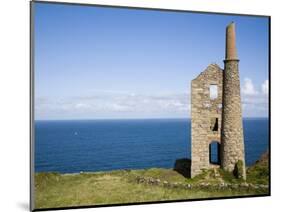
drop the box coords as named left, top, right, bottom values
left=134, top=176, right=268, bottom=190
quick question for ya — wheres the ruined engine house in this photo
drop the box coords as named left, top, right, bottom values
left=191, top=22, right=246, bottom=179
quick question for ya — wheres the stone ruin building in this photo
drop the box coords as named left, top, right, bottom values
left=191, top=22, right=246, bottom=179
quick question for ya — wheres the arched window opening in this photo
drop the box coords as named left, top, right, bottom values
left=209, top=141, right=221, bottom=165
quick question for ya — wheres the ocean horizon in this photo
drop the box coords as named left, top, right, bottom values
left=35, top=117, right=269, bottom=173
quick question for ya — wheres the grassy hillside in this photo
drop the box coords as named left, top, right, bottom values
left=35, top=153, right=269, bottom=209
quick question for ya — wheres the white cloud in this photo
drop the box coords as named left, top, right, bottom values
left=35, top=78, right=269, bottom=119
left=261, top=80, right=269, bottom=95
left=111, top=103, right=132, bottom=112
left=240, top=78, right=269, bottom=117
left=35, top=92, right=190, bottom=119
left=74, top=103, right=91, bottom=109
left=242, top=78, right=258, bottom=95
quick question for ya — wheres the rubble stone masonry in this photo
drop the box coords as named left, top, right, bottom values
left=191, top=22, right=246, bottom=179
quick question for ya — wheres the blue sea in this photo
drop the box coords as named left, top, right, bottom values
left=35, top=118, right=269, bottom=173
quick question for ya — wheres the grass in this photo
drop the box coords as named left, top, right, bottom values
left=35, top=162, right=269, bottom=209
left=246, top=152, right=269, bottom=185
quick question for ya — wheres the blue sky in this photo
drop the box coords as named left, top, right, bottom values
left=34, top=2, right=269, bottom=120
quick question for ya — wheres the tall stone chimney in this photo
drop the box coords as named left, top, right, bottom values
left=221, top=22, right=246, bottom=179
left=225, top=22, right=238, bottom=60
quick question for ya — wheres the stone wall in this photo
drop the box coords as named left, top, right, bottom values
left=191, top=64, right=223, bottom=177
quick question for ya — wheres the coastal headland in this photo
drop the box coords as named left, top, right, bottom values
left=35, top=152, right=269, bottom=209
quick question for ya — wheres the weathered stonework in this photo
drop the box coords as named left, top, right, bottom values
left=221, top=23, right=246, bottom=179
left=191, top=22, right=246, bottom=179
left=191, top=64, right=223, bottom=177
